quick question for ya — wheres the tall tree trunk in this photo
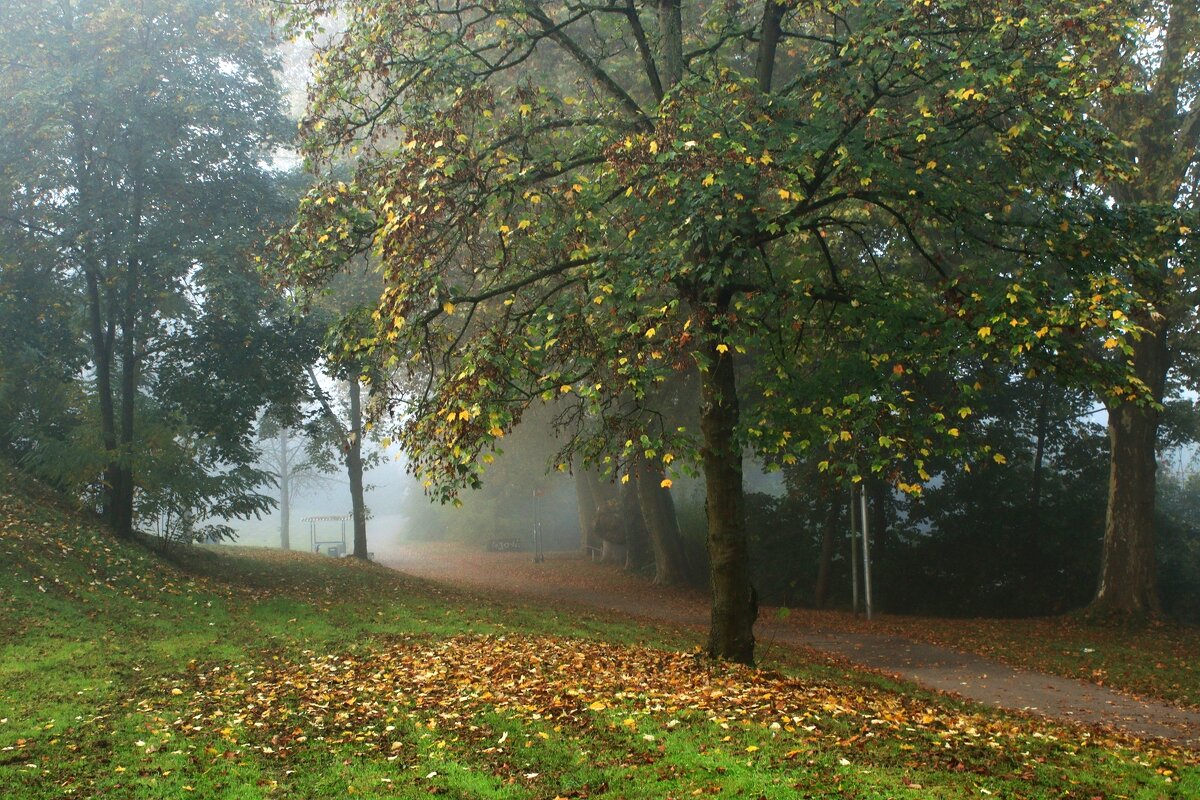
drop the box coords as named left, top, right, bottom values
left=573, top=465, right=599, bottom=553
left=1030, top=383, right=1050, bottom=517
left=586, top=470, right=625, bottom=564
left=699, top=335, right=754, bottom=664
left=657, top=0, right=682, bottom=89
left=279, top=428, right=292, bottom=550
left=622, top=473, right=651, bottom=571
left=348, top=380, right=368, bottom=560
left=814, top=494, right=840, bottom=608
left=1093, top=318, right=1168, bottom=615
left=111, top=137, right=145, bottom=541
left=634, top=456, right=690, bottom=585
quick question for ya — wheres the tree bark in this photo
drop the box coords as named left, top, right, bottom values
left=348, top=379, right=368, bottom=560
left=658, top=0, right=682, bottom=89
left=634, top=455, right=690, bottom=585
left=1093, top=318, right=1168, bottom=615
left=814, top=495, right=840, bottom=608
left=699, top=336, right=754, bottom=664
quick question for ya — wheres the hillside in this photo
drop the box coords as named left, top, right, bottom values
left=1, top=465, right=1197, bottom=799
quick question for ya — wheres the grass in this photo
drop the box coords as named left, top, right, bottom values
left=1, top=464, right=1197, bottom=799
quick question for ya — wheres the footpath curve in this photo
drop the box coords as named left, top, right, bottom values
left=379, top=542, right=1200, bottom=749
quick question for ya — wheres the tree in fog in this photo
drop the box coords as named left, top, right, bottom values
left=0, top=0, right=306, bottom=538
left=278, top=0, right=1152, bottom=662
left=1084, top=0, right=1200, bottom=616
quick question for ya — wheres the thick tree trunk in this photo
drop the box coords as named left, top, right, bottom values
left=635, top=456, right=690, bottom=585
left=814, top=495, right=840, bottom=608
left=1093, top=319, right=1168, bottom=615
left=348, top=380, right=368, bottom=560
left=699, top=337, right=754, bottom=664
left=279, top=428, right=291, bottom=551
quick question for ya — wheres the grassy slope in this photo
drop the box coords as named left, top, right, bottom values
left=0, top=466, right=1196, bottom=799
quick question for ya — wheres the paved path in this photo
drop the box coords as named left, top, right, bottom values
left=379, top=543, right=1200, bottom=748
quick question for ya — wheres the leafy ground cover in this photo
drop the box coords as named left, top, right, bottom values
left=1, top=466, right=1197, bottom=798
left=382, top=543, right=1200, bottom=712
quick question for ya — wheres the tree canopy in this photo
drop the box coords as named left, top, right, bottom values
left=0, top=0, right=309, bottom=539
left=274, top=0, right=1178, bottom=661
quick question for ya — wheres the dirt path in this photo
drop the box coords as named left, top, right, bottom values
left=379, top=542, right=1200, bottom=748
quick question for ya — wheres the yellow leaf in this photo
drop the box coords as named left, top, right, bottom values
left=977, top=326, right=991, bottom=339
left=648, top=140, right=658, bottom=154
left=660, top=478, right=673, bottom=489
left=715, top=343, right=729, bottom=354
left=559, top=384, right=572, bottom=393
left=645, top=327, right=656, bottom=338
left=1103, top=337, right=1119, bottom=349
left=702, top=173, right=715, bottom=187
left=443, top=301, right=456, bottom=315
left=588, top=701, right=606, bottom=711
left=993, top=453, right=1007, bottom=465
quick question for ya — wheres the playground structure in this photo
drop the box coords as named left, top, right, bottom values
left=305, top=515, right=349, bottom=557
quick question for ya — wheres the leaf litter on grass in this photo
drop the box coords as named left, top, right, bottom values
left=137, top=633, right=1196, bottom=792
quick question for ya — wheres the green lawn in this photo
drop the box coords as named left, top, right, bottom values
left=1, top=466, right=1196, bottom=798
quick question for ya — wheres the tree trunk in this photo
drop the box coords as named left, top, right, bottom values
left=657, top=0, right=682, bottom=89
left=586, top=471, right=625, bottom=563
left=814, top=495, right=840, bottom=608
left=699, top=336, right=754, bottom=664
left=348, top=380, right=368, bottom=560
left=279, top=428, right=291, bottom=550
left=622, top=473, right=651, bottom=571
left=1092, top=319, right=1168, bottom=615
left=635, top=456, right=690, bottom=585
left=573, top=465, right=599, bottom=553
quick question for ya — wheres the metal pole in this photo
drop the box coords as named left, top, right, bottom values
left=849, top=486, right=860, bottom=615
left=860, top=485, right=873, bottom=620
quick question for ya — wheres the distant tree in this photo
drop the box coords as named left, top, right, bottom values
left=258, top=415, right=338, bottom=550
left=0, top=0, right=304, bottom=536
left=278, top=0, right=1145, bottom=663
